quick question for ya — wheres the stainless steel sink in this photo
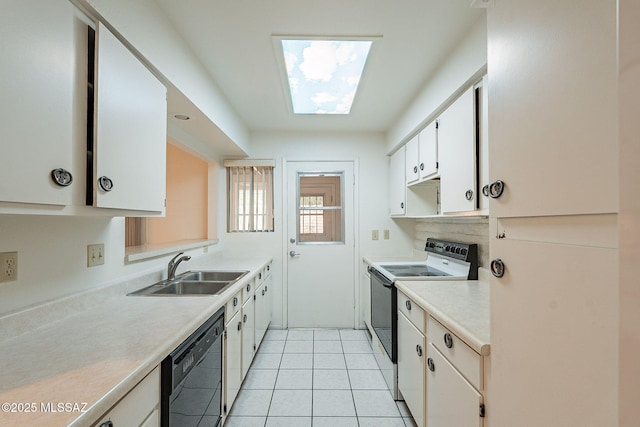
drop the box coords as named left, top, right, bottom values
left=127, top=270, right=249, bottom=296
left=178, top=271, right=248, bottom=282
left=151, top=281, right=229, bottom=295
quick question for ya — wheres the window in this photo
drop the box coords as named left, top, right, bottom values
left=297, top=174, right=343, bottom=243
left=226, top=161, right=275, bottom=232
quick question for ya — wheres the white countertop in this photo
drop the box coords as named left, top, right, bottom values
left=395, top=270, right=490, bottom=356
left=0, top=257, right=270, bottom=427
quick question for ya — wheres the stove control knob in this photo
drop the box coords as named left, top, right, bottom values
left=445, top=245, right=451, bottom=252
left=455, top=247, right=461, bottom=254
left=461, top=248, right=467, bottom=256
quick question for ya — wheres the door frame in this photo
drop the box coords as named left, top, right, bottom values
left=281, top=158, right=360, bottom=329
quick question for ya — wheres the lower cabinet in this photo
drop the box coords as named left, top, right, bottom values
left=224, top=309, right=242, bottom=415
left=426, top=343, right=483, bottom=427
left=241, top=291, right=255, bottom=380
left=92, top=366, right=160, bottom=427
left=255, top=268, right=272, bottom=349
left=397, top=311, right=425, bottom=427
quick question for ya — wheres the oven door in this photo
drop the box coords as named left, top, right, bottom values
left=369, top=266, right=397, bottom=363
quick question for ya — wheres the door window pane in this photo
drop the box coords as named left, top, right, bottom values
left=298, top=174, right=343, bottom=243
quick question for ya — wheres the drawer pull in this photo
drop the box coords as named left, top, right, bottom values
left=444, top=332, right=454, bottom=349
left=416, top=344, right=423, bottom=357
left=405, top=300, right=412, bottom=311
left=427, top=357, right=435, bottom=372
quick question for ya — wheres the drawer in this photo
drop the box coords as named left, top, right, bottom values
left=428, top=316, right=483, bottom=390
left=398, top=290, right=425, bottom=333
left=225, top=288, right=243, bottom=324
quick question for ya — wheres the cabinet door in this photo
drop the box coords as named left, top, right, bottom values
left=418, top=121, right=438, bottom=180
left=362, top=267, right=372, bottom=333
left=225, top=311, right=242, bottom=414
left=405, top=135, right=420, bottom=184
left=0, top=0, right=76, bottom=206
left=94, top=23, right=167, bottom=212
left=426, top=343, right=483, bottom=427
left=438, top=87, right=476, bottom=214
left=397, top=311, right=425, bottom=427
left=389, top=148, right=406, bottom=216
left=241, top=295, right=255, bottom=380
left=255, top=282, right=267, bottom=349
left=264, top=272, right=272, bottom=332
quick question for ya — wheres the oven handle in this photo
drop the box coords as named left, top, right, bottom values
left=368, top=266, right=394, bottom=288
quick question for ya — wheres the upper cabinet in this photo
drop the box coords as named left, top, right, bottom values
left=418, top=121, right=439, bottom=181
left=390, top=147, right=407, bottom=216
left=0, top=0, right=77, bottom=206
left=0, top=3, right=167, bottom=216
left=90, top=23, right=167, bottom=213
left=438, top=86, right=476, bottom=214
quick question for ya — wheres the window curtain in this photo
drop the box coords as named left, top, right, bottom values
left=227, top=164, right=274, bottom=232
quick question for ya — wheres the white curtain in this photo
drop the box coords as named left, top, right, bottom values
left=227, top=165, right=274, bottom=232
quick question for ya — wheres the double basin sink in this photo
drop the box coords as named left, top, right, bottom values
left=128, top=270, right=249, bottom=296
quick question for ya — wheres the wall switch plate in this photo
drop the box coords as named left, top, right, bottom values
left=87, top=244, right=105, bottom=267
left=372, top=230, right=379, bottom=240
left=0, top=252, right=18, bottom=283
left=383, top=229, right=390, bottom=240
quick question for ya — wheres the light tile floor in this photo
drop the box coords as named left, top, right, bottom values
left=226, top=328, right=417, bottom=427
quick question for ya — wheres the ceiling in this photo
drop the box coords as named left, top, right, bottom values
left=156, top=0, right=484, bottom=134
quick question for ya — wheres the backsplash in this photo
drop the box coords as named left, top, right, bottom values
left=413, top=217, right=490, bottom=267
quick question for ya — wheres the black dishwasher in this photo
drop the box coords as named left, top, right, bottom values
left=161, top=307, right=224, bottom=427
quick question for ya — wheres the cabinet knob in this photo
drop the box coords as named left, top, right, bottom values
left=413, top=166, right=418, bottom=173
left=427, top=357, right=435, bottom=372
left=99, top=421, right=113, bottom=427
left=267, top=265, right=270, bottom=271
left=262, top=289, right=265, bottom=296
left=490, top=259, right=506, bottom=278
left=488, top=180, right=505, bottom=199
left=420, top=163, right=424, bottom=171
left=405, top=300, right=412, bottom=311
left=98, top=176, right=114, bottom=192
left=416, top=344, right=423, bottom=357
left=400, top=202, right=404, bottom=209
left=465, top=189, right=474, bottom=201
left=237, top=321, right=242, bottom=331
left=265, top=285, right=268, bottom=293
left=247, top=284, right=251, bottom=292
left=243, top=314, right=248, bottom=323
left=259, top=272, right=262, bottom=280
left=482, top=184, right=489, bottom=197
left=233, top=296, right=238, bottom=307
left=51, top=168, right=73, bottom=187
left=444, top=332, right=454, bottom=349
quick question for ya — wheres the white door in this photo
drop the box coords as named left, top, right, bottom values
left=286, top=161, right=355, bottom=328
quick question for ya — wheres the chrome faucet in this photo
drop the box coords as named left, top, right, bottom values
left=167, top=252, right=191, bottom=280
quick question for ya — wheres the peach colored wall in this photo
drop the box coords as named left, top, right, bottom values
left=147, top=143, right=208, bottom=243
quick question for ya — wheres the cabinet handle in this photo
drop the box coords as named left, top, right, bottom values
left=420, top=163, right=424, bottom=171
left=243, top=314, right=248, bottom=323
left=265, top=285, right=268, bottom=293
left=416, top=344, right=423, bottom=357
left=465, top=189, right=474, bottom=201
left=262, top=289, right=265, bottom=296
left=51, top=168, right=73, bottom=187
left=259, top=272, right=262, bottom=280
left=267, top=265, right=270, bottom=271
left=400, top=202, right=404, bottom=209
left=246, top=283, right=251, bottom=292
left=491, top=259, right=506, bottom=278
left=99, top=422, right=113, bottom=427
left=237, top=321, right=242, bottom=331
left=482, top=184, right=489, bottom=197
left=427, top=357, right=435, bottom=372
left=405, top=300, right=412, bottom=311
left=444, top=333, right=454, bottom=349
left=98, top=176, right=114, bottom=192
left=233, top=296, right=238, bottom=307
left=488, top=180, right=505, bottom=198
left=413, top=166, right=418, bottom=173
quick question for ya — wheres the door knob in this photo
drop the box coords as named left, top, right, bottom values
left=289, top=251, right=300, bottom=257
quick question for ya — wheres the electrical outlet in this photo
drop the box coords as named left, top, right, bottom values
left=0, top=251, right=18, bottom=283
left=87, top=244, right=105, bottom=267
left=383, top=229, right=390, bottom=240
left=372, top=230, right=379, bottom=240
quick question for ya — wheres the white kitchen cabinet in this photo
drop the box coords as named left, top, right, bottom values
left=389, top=147, right=406, bottom=216
left=438, top=86, right=476, bottom=214
left=91, top=22, right=167, bottom=213
left=92, top=366, right=160, bottom=427
left=476, top=78, right=490, bottom=213
left=426, top=343, right=483, bottom=427
left=0, top=0, right=77, bottom=206
left=224, top=310, right=242, bottom=416
left=362, top=261, right=372, bottom=334
left=418, top=121, right=438, bottom=181
left=397, top=311, right=425, bottom=427
left=405, top=135, right=420, bottom=185
left=241, top=289, right=255, bottom=380
left=254, top=265, right=272, bottom=350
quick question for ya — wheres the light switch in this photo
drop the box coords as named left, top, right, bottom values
left=87, top=244, right=105, bottom=267
left=372, top=230, right=379, bottom=240
left=383, top=229, right=390, bottom=240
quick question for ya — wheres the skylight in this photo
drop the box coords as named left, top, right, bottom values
left=281, top=39, right=372, bottom=115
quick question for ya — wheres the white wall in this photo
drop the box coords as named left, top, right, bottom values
left=0, top=215, right=218, bottom=316
left=386, top=16, right=487, bottom=153
left=220, top=132, right=416, bottom=328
